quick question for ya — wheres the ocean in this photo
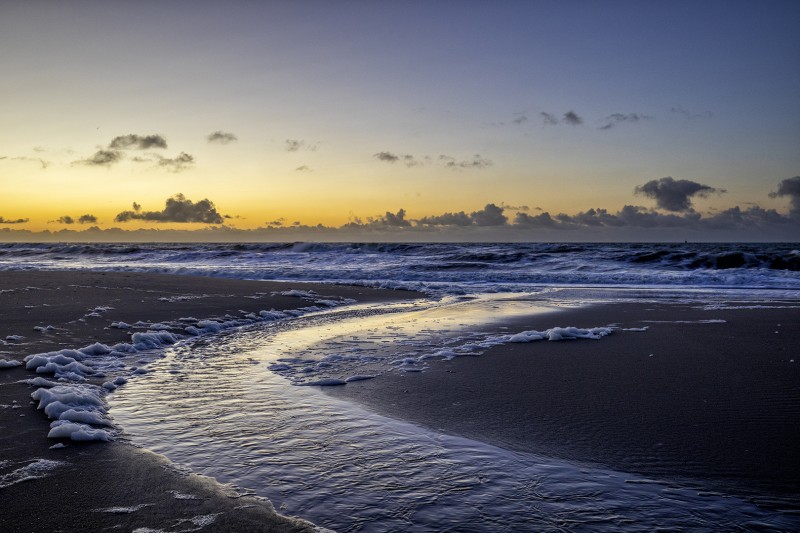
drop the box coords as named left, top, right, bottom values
left=5, top=242, right=800, bottom=531
left=2, top=242, right=799, bottom=294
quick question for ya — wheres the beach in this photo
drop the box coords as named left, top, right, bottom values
left=2, top=269, right=799, bottom=530
left=0, top=271, right=420, bottom=532
left=326, top=302, right=800, bottom=504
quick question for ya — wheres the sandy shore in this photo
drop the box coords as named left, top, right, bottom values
left=325, top=300, right=800, bottom=508
left=3, top=270, right=799, bottom=529
left=0, top=271, right=421, bottom=532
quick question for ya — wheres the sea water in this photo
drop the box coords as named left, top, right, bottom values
left=107, top=292, right=799, bottom=531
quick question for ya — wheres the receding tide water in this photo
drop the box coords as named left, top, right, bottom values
left=107, top=293, right=798, bottom=532
left=5, top=243, right=799, bottom=530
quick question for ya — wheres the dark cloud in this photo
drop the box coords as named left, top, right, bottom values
left=418, top=204, right=506, bottom=226
left=634, top=177, right=724, bottom=212
left=56, top=216, right=75, bottom=224
left=267, top=218, right=286, bottom=227
left=562, top=111, right=583, bottom=125
left=703, top=206, right=790, bottom=229
left=470, top=203, right=506, bottom=225
left=374, top=151, right=401, bottom=163
left=769, top=176, right=800, bottom=216
left=76, top=149, right=124, bottom=167
left=540, top=112, right=559, bottom=125
left=114, top=193, right=224, bottom=224
left=156, top=152, right=194, bottom=173
left=599, top=113, right=648, bottom=130
left=382, top=208, right=411, bottom=227
left=417, top=211, right=473, bottom=226
left=0, top=216, right=29, bottom=224
left=344, top=208, right=411, bottom=228
left=515, top=205, right=703, bottom=230
left=557, top=208, right=625, bottom=227
left=207, top=131, right=238, bottom=145
left=614, top=205, right=700, bottom=227
left=295, top=165, right=312, bottom=172
left=109, top=134, right=167, bottom=150
left=513, top=211, right=558, bottom=228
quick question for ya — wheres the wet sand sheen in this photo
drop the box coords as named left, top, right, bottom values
left=2, top=271, right=799, bottom=530
left=325, top=301, right=800, bottom=503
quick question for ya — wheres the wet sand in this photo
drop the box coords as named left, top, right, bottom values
left=0, top=271, right=420, bottom=532
left=3, top=270, right=799, bottom=529
left=325, top=301, right=800, bottom=508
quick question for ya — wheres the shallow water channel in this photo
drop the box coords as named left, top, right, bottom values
left=108, top=297, right=797, bottom=531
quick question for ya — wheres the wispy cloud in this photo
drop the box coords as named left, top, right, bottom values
left=539, top=111, right=583, bottom=126
left=670, top=106, right=714, bottom=120
left=373, top=151, right=421, bottom=167
left=285, top=139, right=317, bottom=152
left=511, top=113, right=528, bottom=125
left=52, top=214, right=98, bottom=225
left=295, top=165, right=312, bottom=172
left=374, top=150, right=492, bottom=170
left=8, top=156, right=50, bottom=169
left=374, top=151, right=400, bottom=163
left=439, top=154, right=493, bottom=170
left=599, top=113, right=649, bottom=130
left=75, top=149, right=125, bottom=167
left=0, top=216, right=28, bottom=224
left=155, top=152, right=195, bottom=173
left=540, top=112, right=559, bottom=125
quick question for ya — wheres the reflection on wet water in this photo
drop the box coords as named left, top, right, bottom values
left=109, top=298, right=798, bottom=531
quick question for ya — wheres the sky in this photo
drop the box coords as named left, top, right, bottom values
left=1, top=0, right=798, bottom=242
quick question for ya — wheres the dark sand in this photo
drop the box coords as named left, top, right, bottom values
left=326, top=301, right=800, bottom=507
left=0, top=271, right=421, bottom=533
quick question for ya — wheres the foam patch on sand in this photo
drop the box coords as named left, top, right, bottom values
left=31, top=385, right=116, bottom=441
left=508, top=326, right=612, bottom=342
left=270, top=325, right=614, bottom=385
left=0, top=459, right=67, bottom=489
